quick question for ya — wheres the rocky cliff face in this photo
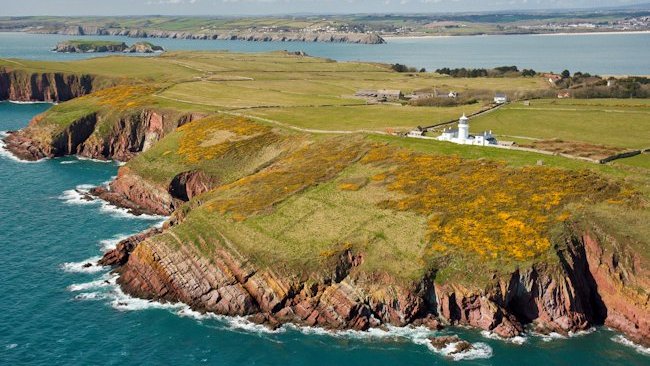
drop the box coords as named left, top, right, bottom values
left=100, top=221, right=649, bottom=344
left=30, top=26, right=385, bottom=44
left=52, top=41, right=129, bottom=53
left=582, top=227, right=649, bottom=346
left=3, top=109, right=204, bottom=161
left=52, top=41, right=164, bottom=53
left=0, top=69, right=97, bottom=103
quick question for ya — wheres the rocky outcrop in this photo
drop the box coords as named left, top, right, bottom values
left=91, top=167, right=175, bottom=216
left=0, top=69, right=97, bottom=103
left=125, top=42, right=164, bottom=53
left=3, top=113, right=98, bottom=160
left=168, top=170, right=219, bottom=202
left=52, top=41, right=164, bottom=53
left=52, top=41, right=128, bottom=53
left=3, top=108, right=205, bottom=161
left=100, top=219, right=648, bottom=344
left=30, top=26, right=385, bottom=44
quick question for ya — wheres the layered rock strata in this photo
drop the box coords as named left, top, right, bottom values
left=100, top=221, right=649, bottom=346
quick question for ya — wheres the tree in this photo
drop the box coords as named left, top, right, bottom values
left=419, top=68, right=427, bottom=73
left=521, top=69, right=537, bottom=77
left=561, top=70, right=571, bottom=79
left=391, top=63, right=408, bottom=73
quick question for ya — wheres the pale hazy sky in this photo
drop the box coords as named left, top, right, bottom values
left=1, top=0, right=648, bottom=16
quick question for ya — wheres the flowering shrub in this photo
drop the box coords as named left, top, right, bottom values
left=177, top=116, right=273, bottom=164
left=359, top=145, right=622, bottom=261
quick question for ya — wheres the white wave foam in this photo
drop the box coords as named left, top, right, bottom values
left=59, top=160, right=78, bottom=165
left=74, top=292, right=108, bottom=301
left=538, top=332, right=567, bottom=342
left=58, top=183, right=167, bottom=221
left=7, top=100, right=52, bottom=105
left=5, top=343, right=18, bottom=350
left=480, top=330, right=527, bottom=345
left=60, top=256, right=104, bottom=273
left=58, top=184, right=97, bottom=205
left=99, top=233, right=134, bottom=251
left=68, top=278, right=112, bottom=292
left=611, top=335, right=650, bottom=356
left=75, top=155, right=113, bottom=164
left=568, top=327, right=596, bottom=337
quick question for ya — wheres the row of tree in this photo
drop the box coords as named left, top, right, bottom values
left=391, top=63, right=426, bottom=73
left=435, top=66, right=537, bottom=78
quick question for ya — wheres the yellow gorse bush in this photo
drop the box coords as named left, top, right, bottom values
left=359, top=145, right=621, bottom=261
left=177, top=116, right=273, bottom=164
left=92, top=85, right=156, bottom=110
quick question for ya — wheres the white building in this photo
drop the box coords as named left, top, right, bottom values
left=436, top=114, right=497, bottom=146
left=494, top=93, right=508, bottom=104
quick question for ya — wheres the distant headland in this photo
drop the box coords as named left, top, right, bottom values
left=52, top=40, right=164, bottom=53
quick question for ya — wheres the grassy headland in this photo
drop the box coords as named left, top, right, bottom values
left=2, top=50, right=648, bottom=287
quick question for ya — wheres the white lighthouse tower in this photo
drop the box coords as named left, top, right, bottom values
left=458, top=114, right=469, bottom=141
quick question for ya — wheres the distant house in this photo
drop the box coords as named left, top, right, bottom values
left=355, top=89, right=378, bottom=98
left=494, top=93, right=508, bottom=104
left=432, top=90, right=458, bottom=99
left=543, top=73, right=563, bottom=84
left=406, top=91, right=434, bottom=100
left=557, top=91, right=571, bottom=99
left=407, top=129, right=425, bottom=138
left=377, top=89, right=403, bottom=101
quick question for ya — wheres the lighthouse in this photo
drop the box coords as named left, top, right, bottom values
left=458, top=114, right=469, bottom=141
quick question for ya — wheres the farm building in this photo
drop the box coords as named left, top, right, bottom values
left=377, top=89, right=403, bottom=101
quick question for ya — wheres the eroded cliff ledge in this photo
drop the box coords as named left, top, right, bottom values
left=0, top=69, right=98, bottom=103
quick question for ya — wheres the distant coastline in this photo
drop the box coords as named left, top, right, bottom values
left=383, top=30, right=650, bottom=41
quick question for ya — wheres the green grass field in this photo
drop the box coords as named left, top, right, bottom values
left=470, top=99, right=650, bottom=149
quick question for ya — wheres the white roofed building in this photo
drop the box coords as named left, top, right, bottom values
left=436, top=114, right=497, bottom=146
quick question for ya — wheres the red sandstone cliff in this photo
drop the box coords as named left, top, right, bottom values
left=100, top=221, right=649, bottom=345
left=0, top=69, right=100, bottom=103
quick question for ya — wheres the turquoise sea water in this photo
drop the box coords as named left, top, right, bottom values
left=1, top=32, right=649, bottom=364
left=0, top=31, right=649, bottom=75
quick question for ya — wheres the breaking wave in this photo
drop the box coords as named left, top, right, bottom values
left=480, top=330, right=527, bottom=345
left=68, top=270, right=493, bottom=361
left=60, top=256, right=104, bottom=273
left=58, top=183, right=166, bottom=222
left=611, top=335, right=650, bottom=356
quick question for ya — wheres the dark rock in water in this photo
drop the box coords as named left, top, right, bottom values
left=82, top=263, right=93, bottom=268
left=429, top=335, right=472, bottom=355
